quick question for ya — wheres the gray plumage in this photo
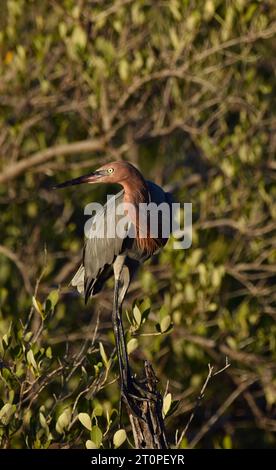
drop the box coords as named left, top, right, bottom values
left=71, top=181, right=172, bottom=303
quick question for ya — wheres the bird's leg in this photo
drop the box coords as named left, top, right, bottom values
left=112, top=256, right=133, bottom=390
left=112, top=257, right=157, bottom=420
left=113, top=279, right=155, bottom=412
left=113, top=274, right=147, bottom=419
left=112, top=277, right=132, bottom=388
left=113, top=278, right=146, bottom=419
left=112, top=279, right=128, bottom=383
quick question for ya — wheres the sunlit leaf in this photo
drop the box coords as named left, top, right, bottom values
left=113, top=429, right=127, bottom=448
left=160, top=315, right=172, bottom=333
left=0, top=404, right=16, bottom=425
left=56, top=408, right=71, bottom=434
left=133, top=305, right=142, bottom=327
left=162, top=393, right=172, bottom=417
left=99, top=342, right=109, bottom=368
left=27, top=350, right=37, bottom=370
left=78, top=413, right=92, bottom=431
left=86, top=440, right=97, bottom=449
left=32, top=296, right=45, bottom=319
left=127, top=338, right=138, bottom=355
left=91, top=425, right=102, bottom=448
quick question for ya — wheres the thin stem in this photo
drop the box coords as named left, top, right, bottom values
left=112, top=279, right=132, bottom=389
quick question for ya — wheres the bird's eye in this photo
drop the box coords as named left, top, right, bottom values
left=107, top=168, right=114, bottom=174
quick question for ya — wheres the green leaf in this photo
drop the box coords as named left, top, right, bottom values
left=46, top=346, right=52, bottom=359
left=118, top=59, right=129, bottom=81
left=32, top=296, right=45, bottom=319
left=211, top=266, right=225, bottom=288
left=198, top=264, right=208, bottom=287
left=204, top=0, right=215, bottom=21
left=78, top=412, right=92, bottom=431
left=0, top=403, right=16, bottom=425
left=95, top=37, right=115, bottom=61
left=56, top=408, right=71, bottom=434
left=71, top=25, right=87, bottom=49
left=2, top=334, right=9, bottom=347
left=24, top=332, right=33, bottom=342
left=223, top=435, right=232, bottom=449
left=27, top=349, right=37, bottom=370
left=113, top=429, right=127, bottom=448
left=93, top=362, right=103, bottom=377
left=47, top=290, right=59, bottom=310
left=133, top=305, right=142, bottom=327
left=39, top=412, right=47, bottom=428
left=39, top=412, right=49, bottom=433
left=86, top=440, right=97, bottom=449
left=184, top=283, right=195, bottom=303
left=91, top=425, right=102, bottom=448
left=169, top=0, right=182, bottom=21
left=99, top=342, right=109, bottom=368
left=179, top=437, right=188, bottom=449
left=131, top=3, right=145, bottom=24
left=162, top=393, right=172, bottom=417
left=127, top=338, right=138, bottom=355
left=160, top=315, right=172, bottom=333
left=93, top=405, right=103, bottom=417
left=59, top=22, right=67, bottom=38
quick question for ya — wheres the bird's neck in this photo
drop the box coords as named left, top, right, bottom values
left=121, top=175, right=149, bottom=206
left=121, top=174, right=160, bottom=254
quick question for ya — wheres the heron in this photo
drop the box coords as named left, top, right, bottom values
left=54, top=161, right=173, bottom=416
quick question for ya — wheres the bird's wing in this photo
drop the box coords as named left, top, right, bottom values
left=147, top=180, right=173, bottom=239
left=71, top=189, right=129, bottom=302
left=146, top=180, right=173, bottom=206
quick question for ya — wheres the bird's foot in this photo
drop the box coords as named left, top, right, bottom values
left=129, top=374, right=157, bottom=401
left=121, top=374, right=159, bottom=420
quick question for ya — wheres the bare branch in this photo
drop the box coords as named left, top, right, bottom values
left=0, top=138, right=105, bottom=184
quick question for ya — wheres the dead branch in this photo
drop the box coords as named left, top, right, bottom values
left=127, top=361, right=168, bottom=449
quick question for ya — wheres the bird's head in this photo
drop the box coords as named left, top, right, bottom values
left=53, top=161, right=142, bottom=189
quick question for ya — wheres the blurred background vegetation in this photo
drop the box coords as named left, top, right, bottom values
left=0, top=0, right=276, bottom=449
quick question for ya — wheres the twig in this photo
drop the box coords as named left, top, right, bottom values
left=188, top=377, right=257, bottom=448
left=176, top=358, right=230, bottom=447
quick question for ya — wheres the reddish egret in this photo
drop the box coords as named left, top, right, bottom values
left=54, top=161, right=173, bottom=415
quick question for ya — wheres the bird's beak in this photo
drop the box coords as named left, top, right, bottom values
left=53, top=171, right=104, bottom=189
